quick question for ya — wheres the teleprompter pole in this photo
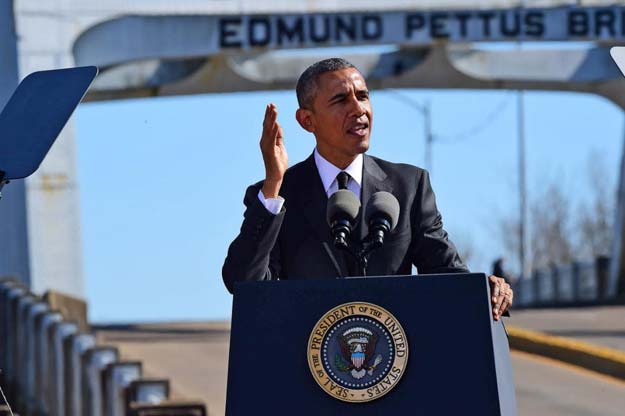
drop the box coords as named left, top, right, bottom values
left=0, top=170, right=8, bottom=200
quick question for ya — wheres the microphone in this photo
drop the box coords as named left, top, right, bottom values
left=326, top=189, right=361, bottom=250
left=365, top=191, right=400, bottom=248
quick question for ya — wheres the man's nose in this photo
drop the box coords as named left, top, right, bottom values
left=347, top=95, right=365, bottom=117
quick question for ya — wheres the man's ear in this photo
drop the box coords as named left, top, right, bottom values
left=296, top=108, right=314, bottom=133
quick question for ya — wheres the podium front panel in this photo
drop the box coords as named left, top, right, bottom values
left=226, top=274, right=515, bottom=415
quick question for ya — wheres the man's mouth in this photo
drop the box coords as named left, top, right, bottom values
left=347, top=122, right=369, bottom=137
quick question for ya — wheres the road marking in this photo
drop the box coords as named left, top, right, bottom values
left=508, top=326, right=625, bottom=363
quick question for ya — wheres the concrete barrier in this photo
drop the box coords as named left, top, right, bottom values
left=11, top=292, right=34, bottom=403
left=36, top=310, right=63, bottom=415
left=0, top=281, right=210, bottom=415
left=24, top=301, right=48, bottom=414
left=44, top=290, right=89, bottom=331
left=15, top=293, right=36, bottom=407
left=3, top=286, right=25, bottom=399
left=103, top=361, right=142, bottom=416
left=0, top=282, right=23, bottom=395
left=82, top=347, right=119, bottom=416
left=48, top=321, right=78, bottom=416
left=126, top=379, right=169, bottom=406
left=64, top=332, right=96, bottom=416
left=0, top=280, right=18, bottom=370
left=127, top=401, right=208, bottom=416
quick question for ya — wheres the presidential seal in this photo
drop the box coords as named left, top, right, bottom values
left=307, top=302, right=408, bottom=403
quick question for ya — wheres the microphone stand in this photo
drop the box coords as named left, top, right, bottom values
left=334, top=234, right=383, bottom=277
left=330, top=189, right=398, bottom=277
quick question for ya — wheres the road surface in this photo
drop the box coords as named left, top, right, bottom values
left=95, top=322, right=625, bottom=415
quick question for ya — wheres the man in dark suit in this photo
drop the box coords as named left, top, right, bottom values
left=223, top=58, right=513, bottom=320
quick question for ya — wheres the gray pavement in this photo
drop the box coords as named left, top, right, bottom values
left=510, top=305, right=625, bottom=352
left=94, top=319, right=625, bottom=416
left=512, top=351, right=625, bottom=416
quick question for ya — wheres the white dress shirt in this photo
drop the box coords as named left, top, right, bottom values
left=258, top=149, right=363, bottom=215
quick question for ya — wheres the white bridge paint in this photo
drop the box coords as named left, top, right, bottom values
left=3, top=0, right=625, bottom=299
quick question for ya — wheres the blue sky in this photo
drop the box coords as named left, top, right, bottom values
left=75, top=85, right=624, bottom=323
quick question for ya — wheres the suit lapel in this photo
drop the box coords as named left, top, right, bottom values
left=295, top=154, right=328, bottom=241
left=292, top=153, right=393, bottom=276
left=357, top=155, right=393, bottom=242
left=293, top=153, right=349, bottom=277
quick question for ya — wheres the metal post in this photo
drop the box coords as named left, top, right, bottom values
left=518, top=90, right=528, bottom=280
left=385, top=90, right=432, bottom=171
left=424, top=100, right=433, bottom=173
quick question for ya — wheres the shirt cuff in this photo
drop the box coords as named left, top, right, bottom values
left=258, top=189, right=285, bottom=215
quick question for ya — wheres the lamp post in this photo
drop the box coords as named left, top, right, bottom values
left=386, top=90, right=434, bottom=173
left=518, top=90, right=528, bottom=279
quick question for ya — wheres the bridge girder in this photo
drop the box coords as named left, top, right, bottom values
left=74, top=14, right=625, bottom=107
left=71, top=11, right=625, bottom=298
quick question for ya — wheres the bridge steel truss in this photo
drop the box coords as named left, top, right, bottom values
left=4, top=0, right=625, bottom=299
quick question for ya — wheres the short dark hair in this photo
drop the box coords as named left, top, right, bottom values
left=296, top=58, right=357, bottom=109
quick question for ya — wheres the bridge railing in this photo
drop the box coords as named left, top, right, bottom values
left=512, top=256, right=617, bottom=308
left=0, top=278, right=208, bottom=416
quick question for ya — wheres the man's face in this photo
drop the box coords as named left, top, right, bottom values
left=301, top=67, right=372, bottom=167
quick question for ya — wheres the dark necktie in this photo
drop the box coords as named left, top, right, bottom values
left=336, top=171, right=350, bottom=190
left=335, top=170, right=358, bottom=276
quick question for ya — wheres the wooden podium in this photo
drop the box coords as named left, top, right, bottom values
left=226, top=273, right=516, bottom=415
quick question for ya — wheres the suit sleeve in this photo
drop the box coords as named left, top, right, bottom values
left=222, top=184, right=284, bottom=294
left=410, top=170, right=469, bottom=274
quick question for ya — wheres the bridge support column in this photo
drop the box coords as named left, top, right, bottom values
left=0, top=0, right=84, bottom=300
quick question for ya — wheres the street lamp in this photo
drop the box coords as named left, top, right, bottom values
left=385, top=90, right=434, bottom=173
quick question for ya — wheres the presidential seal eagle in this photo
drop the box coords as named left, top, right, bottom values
left=335, top=326, right=383, bottom=379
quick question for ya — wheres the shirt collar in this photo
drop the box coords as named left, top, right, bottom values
left=314, top=148, right=363, bottom=193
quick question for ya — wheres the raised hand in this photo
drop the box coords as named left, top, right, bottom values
left=260, top=103, right=288, bottom=198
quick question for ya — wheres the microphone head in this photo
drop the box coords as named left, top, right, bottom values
left=326, top=189, right=361, bottom=226
left=365, top=191, right=400, bottom=231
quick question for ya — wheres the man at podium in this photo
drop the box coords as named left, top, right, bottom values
left=223, top=58, right=513, bottom=320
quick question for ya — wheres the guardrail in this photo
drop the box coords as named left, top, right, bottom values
left=0, top=278, right=208, bottom=416
left=511, top=256, right=619, bottom=308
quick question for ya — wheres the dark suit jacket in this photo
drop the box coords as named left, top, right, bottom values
left=222, top=153, right=468, bottom=293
